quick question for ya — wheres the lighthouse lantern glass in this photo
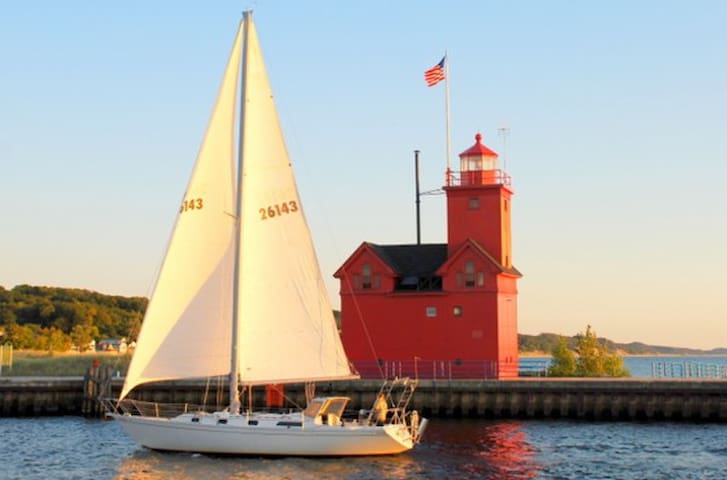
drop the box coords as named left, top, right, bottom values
left=482, top=153, right=497, bottom=171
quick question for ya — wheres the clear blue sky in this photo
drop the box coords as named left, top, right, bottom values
left=2, top=1, right=726, bottom=349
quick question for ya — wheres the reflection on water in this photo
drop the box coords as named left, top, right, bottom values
left=114, top=444, right=425, bottom=480
left=416, top=419, right=540, bottom=479
left=113, top=421, right=539, bottom=480
left=113, top=420, right=727, bottom=480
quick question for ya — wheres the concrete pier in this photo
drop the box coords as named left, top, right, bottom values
left=1, top=377, right=726, bottom=421
left=0, top=377, right=85, bottom=416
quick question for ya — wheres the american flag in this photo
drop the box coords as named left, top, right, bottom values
left=424, top=57, right=446, bottom=87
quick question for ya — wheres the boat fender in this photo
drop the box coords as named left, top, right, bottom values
left=416, top=418, right=429, bottom=443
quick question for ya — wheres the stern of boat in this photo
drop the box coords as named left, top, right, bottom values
left=366, top=378, right=428, bottom=445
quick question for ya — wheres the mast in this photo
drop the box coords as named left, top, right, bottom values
left=230, top=10, right=251, bottom=415
left=415, top=150, right=421, bottom=245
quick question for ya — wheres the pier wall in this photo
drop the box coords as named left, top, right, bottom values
left=1, top=377, right=726, bottom=421
left=0, top=377, right=85, bottom=416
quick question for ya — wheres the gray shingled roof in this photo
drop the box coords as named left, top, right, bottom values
left=367, top=243, right=448, bottom=276
left=366, top=240, right=521, bottom=277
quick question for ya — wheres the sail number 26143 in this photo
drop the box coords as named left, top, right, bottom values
left=259, top=200, right=298, bottom=220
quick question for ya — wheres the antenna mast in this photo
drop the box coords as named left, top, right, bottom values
left=497, top=125, right=510, bottom=172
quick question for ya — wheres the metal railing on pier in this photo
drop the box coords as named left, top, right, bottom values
left=651, top=361, right=727, bottom=379
left=352, top=359, right=546, bottom=380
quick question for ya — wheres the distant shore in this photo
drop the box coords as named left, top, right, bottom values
left=519, top=351, right=727, bottom=358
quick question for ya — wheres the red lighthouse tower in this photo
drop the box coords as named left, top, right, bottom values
left=441, top=133, right=521, bottom=376
left=335, top=133, right=521, bottom=379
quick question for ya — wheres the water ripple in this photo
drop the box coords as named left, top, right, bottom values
left=0, top=417, right=725, bottom=479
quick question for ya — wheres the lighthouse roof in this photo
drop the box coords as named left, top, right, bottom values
left=459, top=133, right=498, bottom=157
left=369, top=243, right=448, bottom=276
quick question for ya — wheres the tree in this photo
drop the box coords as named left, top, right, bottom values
left=575, top=325, right=629, bottom=377
left=548, top=336, right=577, bottom=376
left=575, top=325, right=604, bottom=376
left=548, top=325, right=629, bottom=377
left=7, top=323, right=35, bottom=349
left=603, top=352, right=629, bottom=377
left=70, top=323, right=100, bottom=351
left=45, top=327, right=71, bottom=354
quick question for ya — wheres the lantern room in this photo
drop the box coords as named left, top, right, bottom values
left=450, top=133, right=508, bottom=187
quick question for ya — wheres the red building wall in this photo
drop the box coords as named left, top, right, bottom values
left=338, top=243, right=519, bottom=379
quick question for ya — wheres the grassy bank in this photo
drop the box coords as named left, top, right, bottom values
left=1, top=350, right=131, bottom=377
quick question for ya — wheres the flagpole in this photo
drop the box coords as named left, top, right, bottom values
left=444, top=52, right=452, bottom=179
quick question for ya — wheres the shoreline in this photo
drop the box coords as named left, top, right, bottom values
left=519, top=352, right=727, bottom=358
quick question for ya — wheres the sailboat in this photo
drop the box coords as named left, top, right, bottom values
left=107, top=12, right=426, bottom=456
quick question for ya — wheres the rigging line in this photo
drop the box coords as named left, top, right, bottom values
left=109, top=307, right=144, bottom=383
left=217, top=375, right=225, bottom=410
left=276, top=387, right=305, bottom=411
left=341, top=266, right=385, bottom=379
left=203, top=376, right=211, bottom=411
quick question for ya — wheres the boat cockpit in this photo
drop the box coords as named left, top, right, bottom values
left=303, top=396, right=350, bottom=426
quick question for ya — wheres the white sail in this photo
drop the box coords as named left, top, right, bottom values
left=120, top=18, right=355, bottom=400
left=119, top=24, right=243, bottom=401
left=235, top=19, right=356, bottom=385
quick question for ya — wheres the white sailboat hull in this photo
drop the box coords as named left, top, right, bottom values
left=111, top=412, right=415, bottom=456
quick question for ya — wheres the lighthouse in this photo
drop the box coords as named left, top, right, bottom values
left=335, top=133, right=521, bottom=379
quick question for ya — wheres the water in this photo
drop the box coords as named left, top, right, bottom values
left=1, top=417, right=725, bottom=479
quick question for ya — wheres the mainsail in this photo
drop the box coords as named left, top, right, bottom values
left=120, top=17, right=356, bottom=402
left=234, top=18, right=355, bottom=386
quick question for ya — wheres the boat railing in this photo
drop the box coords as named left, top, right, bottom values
left=364, top=377, right=418, bottom=426
left=104, top=398, right=211, bottom=418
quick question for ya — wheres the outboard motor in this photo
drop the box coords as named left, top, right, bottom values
left=413, top=413, right=429, bottom=443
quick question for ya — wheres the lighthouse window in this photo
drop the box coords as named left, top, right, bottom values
left=453, top=306, right=463, bottom=317
left=362, top=264, right=372, bottom=289
left=468, top=197, right=480, bottom=210
left=426, top=306, right=437, bottom=318
left=465, top=262, right=475, bottom=287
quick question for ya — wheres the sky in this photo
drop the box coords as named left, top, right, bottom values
left=1, top=1, right=726, bottom=350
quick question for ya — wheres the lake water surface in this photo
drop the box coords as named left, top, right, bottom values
left=2, top=416, right=725, bottom=479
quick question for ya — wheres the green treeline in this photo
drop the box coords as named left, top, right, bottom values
left=519, top=332, right=726, bottom=356
left=0, top=285, right=146, bottom=352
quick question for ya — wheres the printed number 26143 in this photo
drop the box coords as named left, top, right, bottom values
left=259, top=200, right=298, bottom=220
